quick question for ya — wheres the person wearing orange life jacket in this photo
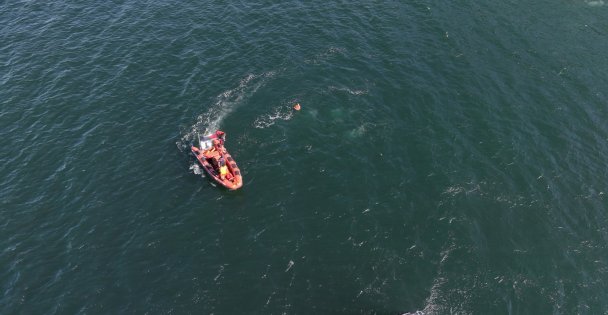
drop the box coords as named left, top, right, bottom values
left=214, top=138, right=223, bottom=151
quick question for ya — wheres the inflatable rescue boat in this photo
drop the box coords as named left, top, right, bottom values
left=191, top=131, right=243, bottom=190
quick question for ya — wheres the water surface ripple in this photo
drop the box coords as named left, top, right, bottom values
left=1, top=0, right=607, bottom=314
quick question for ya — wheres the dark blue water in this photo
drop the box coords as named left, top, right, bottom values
left=2, top=1, right=608, bottom=313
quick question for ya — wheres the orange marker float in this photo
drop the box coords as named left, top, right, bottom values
left=293, top=103, right=301, bottom=111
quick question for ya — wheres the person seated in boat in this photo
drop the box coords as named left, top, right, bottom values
left=217, top=156, right=234, bottom=181
left=221, top=167, right=234, bottom=181
left=215, top=130, right=226, bottom=145
left=218, top=157, right=228, bottom=180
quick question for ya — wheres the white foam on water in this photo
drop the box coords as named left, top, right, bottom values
left=285, top=260, right=294, bottom=272
left=399, top=242, right=457, bottom=315
left=328, top=85, right=368, bottom=96
left=304, top=46, right=346, bottom=65
left=180, top=71, right=276, bottom=144
left=348, top=122, right=373, bottom=138
left=253, top=104, right=294, bottom=129
left=189, top=163, right=203, bottom=175
left=443, top=185, right=465, bottom=196
left=586, top=0, right=605, bottom=6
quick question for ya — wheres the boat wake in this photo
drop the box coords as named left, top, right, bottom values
left=179, top=71, right=276, bottom=148
left=253, top=102, right=296, bottom=129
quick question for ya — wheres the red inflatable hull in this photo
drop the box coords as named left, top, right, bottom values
left=192, top=145, right=243, bottom=190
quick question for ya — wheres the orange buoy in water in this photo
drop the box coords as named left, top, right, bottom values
left=293, top=103, right=301, bottom=111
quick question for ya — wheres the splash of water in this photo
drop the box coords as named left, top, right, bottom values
left=189, top=163, right=203, bottom=175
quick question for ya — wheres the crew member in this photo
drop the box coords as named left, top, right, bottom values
left=219, top=157, right=228, bottom=180
left=213, top=138, right=223, bottom=151
left=215, top=130, right=226, bottom=145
